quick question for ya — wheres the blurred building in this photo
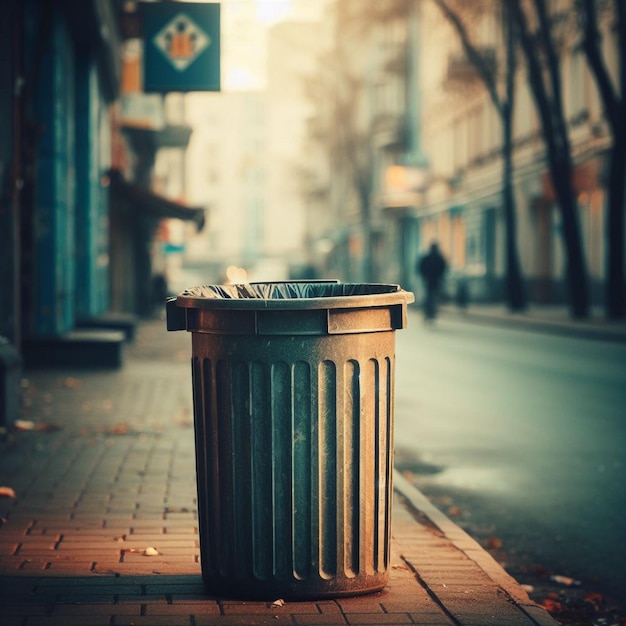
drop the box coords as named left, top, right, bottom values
left=304, top=0, right=413, bottom=284
left=410, top=1, right=615, bottom=305
left=0, top=0, right=123, bottom=362
left=180, top=9, right=329, bottom=283
left=265, top=20, right=326, bottom=273
left=305, top=0, right=620, bottom=307
left=183, top=91, right=267, bottom=279
left=0, top=0, right=206, bottom=421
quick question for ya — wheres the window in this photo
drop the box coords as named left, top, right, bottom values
left=568, top=49, right=586, bottom=119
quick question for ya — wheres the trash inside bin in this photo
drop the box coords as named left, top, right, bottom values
left=167, top=281, right=414, bottom=599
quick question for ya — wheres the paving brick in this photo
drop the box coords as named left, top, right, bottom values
left=50, top=602, right=120, bottom=615
left=454, top=614, right=535, bottom=626
left=25, top=616, right=114, bottom=626
left=0, top=320, right=560, bottom=626
left=39, top=583, right=141, bottom=596
left=292, top=615, right=349, bottom=625
left=519, top=604, right=561, bottom=626
left=113, top=595, right=168, bottom=604
left=0, top=605, right=50, bottom=616
left=407, top=617, right=454, bottom=626
left=111, top=617, right=192, bottom=626
left=315, top=602, right=344, bottom=615
left=193, top=615, right=293, bottom=625
left=119, top=538, right=197, bottom=548
left=380, top=599, right=443, bottom=613
left=145, top=602, right=220, bottom=616
left=334, top=596, right=384, bottom=612
left=220, top=601, right=282, bottom=614
left=342, top=613, right=414, bottom=624
left=144, top=579, right=206, bottom=594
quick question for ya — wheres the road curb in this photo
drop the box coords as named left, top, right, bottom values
left=438, top=307, right=626, bottom=343
left=393, top=470, right=559, bottom=626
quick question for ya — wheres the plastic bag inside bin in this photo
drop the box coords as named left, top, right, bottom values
left=180, top=282, right=403, bottom=300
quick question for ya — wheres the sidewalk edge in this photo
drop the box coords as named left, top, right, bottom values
left=392, top=470, right=559, bottom=625
left=439, top=307, right=626, bottom=343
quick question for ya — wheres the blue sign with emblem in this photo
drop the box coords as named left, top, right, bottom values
left=141, top=2, right=220, bottom=93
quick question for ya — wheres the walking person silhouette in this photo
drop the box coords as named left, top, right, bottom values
left=416, top=242, right=447, bottom=322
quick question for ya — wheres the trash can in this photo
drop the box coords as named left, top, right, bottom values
left=167, top=281, right=414, bottom=599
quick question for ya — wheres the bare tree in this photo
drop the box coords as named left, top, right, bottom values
left=511, top=0, right=590, bottom=318
left=303, top=44, right=375, bottom=281
left=578, top=0, right=625, bottom=319
left=433, top=0, right=527, bottom=311
left=314, top=0, right=408, bottom=281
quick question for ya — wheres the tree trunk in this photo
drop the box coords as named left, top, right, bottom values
left=511, top=0, right=590, bottom=318
left=578, top=0, right=626, bottom=318
left=433, top=0, right=527, bottom=311
left=606, top=137, right=626, bottom=318
left=502, top=4, right=526, bottom=311
left=552, top=164, right=590, bottom=318
left=502, top=102, right=526, bottom=311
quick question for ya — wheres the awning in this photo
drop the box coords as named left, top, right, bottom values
left=108, top=170, right=205, bottom=231
left=121, top=124, right=193, bottom=152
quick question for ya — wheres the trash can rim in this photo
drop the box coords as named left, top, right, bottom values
left=174, top=281, right=414, bottom=310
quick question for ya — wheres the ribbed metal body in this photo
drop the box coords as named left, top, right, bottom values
left=167, top=282, right=414, bottom=598
left=190, top=331, right=396, bottom=598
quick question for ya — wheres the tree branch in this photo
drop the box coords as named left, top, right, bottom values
left=432, top=0, right=503, bottom=114
left=618, top=0, right=626, bottom=110
left=510, top=0, right=567, bottom=171
left=578, top=0, right=622, bottom=134
left=533, top=0, right=565, bottom=117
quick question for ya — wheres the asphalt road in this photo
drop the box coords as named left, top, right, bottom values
left=393, top=309, right=626, bottom=601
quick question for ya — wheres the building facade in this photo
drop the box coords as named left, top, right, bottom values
left=0, top=0, right=205, bottom=427
left=406, top=0, right=617, bottom=307
left=306, top=0, right=621, bottom=310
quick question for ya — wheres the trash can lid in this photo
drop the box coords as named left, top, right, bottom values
left=174, top=281, right=414, bottom=310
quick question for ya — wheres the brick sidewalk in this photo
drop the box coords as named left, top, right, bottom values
left=0, top=317, right=557, bottom=626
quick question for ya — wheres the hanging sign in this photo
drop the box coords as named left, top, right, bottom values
left=141, top=2, right=221, bottom=93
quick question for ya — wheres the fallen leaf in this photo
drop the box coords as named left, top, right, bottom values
left=583, top=591, right=604, bottom=612
left=543, top=598, right=564, bottom=613
left=447, top=506, right=461, bottom=517
left=123, top=546, right=160, bottom=556
left=270, top=599, right=285, bottom=608
left=0, top=487, right=16, bottom=498
left=14, top=420, right=35, bottom=431
left=550, top=574, right=580, bottom=586
left=487, top=537, right=503, bottom=549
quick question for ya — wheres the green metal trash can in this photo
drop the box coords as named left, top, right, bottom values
left=167, top=281, right=414, bottom=599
